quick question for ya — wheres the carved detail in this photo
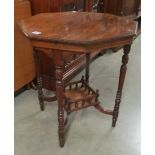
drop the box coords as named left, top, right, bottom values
left=64, top=77, right=99, bottom=112
left=56, top=67, right=65, bottom=147
left=54, top=50, right=65, bottom=147
left=112, top=44, right=131, bottom=127
left=58, top=106, right=64, bottom=147
left=37, top=76, right=44, bottom=111
left=34, top=49, right=45, bottom=111
left=85, top=53, right=90, bottom=83
left=112, top=91, right=121, bottom=127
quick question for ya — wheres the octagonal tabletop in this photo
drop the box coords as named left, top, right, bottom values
left=18, top=12, right=137, bottom=45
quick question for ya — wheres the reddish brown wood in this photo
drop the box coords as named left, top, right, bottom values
left=18, top=12, right=136, bottom=147
left=34, top=48, right=44, bottom=111
left=53, top=50, right=65, bottom=147
left=34, top=48, right=57, bottom=110
left=29, top=0, right=61, bottom=15
left=85, top=53, right=90, bottom=83
left=29, top=0, right=95, bottom=91
left=64, top=78, right=99, bottom=112
left=112, top=44, right=131, bottom=127
left=103, top=0, right=119, bottom=15
left=18, top=12, right=137, bottom=45
left=97, top=0, right=141, bottom=35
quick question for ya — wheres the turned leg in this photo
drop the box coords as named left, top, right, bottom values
left=112, top=44, right=131, bottom=127
left=85, top=53, right=90, bottom=83
left=34, top=49, right=44, bottom=111
left=54, top=50, right=65, bottom=147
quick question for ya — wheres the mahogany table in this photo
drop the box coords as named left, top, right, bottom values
left=18, top=12, right=137, bottom=147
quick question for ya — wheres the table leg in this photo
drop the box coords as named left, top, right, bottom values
left=85, top=53, right=90, bottom=83
left=34, top=49, right=44, bottom=111
left=54, top=50, right=65, bottom=147
left=112, top=44, right=131, bottom=127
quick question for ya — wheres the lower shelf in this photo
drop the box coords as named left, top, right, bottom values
left=64, top=76, right=99, bottom=112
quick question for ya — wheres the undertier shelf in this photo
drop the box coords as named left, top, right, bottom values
left=64, top=76, right=100, bottom=112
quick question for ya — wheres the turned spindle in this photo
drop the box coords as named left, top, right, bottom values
left=112, top=44, right=131, bottom=127
left=34, top=49, right=44, bottom=111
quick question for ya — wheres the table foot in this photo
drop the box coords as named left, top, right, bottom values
left=40, top=103, right=45, bottom=111
left=112, top=91, right=121, bottom=127
left=112, top=119, right=117, bottom=127
left=58, top=108, right=65, bottom=147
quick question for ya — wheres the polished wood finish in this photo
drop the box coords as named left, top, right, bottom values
left=14, top=0, right=35, bottom=91
left=18, top=12, right=137, bottom=45
left=18, top=12, right=137, bottom=147
left=29, top=0, right=95, bottom=91
left=64, top=76, right=100, bottom=112
left=34, top=49, right=45, bottom=110
left=112, top=44, right=131, bottom=127
left=53, top=50, right=65, bottom=147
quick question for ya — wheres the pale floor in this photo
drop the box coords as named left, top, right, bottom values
left=15, top=36, right=141, bottom=155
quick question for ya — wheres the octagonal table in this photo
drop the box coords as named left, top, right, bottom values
left=18, top=12, right=137, bottom=147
